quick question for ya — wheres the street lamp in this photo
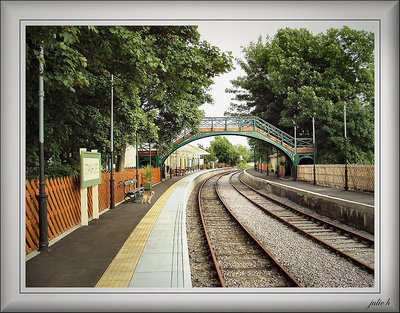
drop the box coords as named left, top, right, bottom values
left=37, top=44, right=49, bottom=251
left=149, top=140, right=151, bottom=167
left=293, top=115, right=297, bottom=181
left=175, top=150, right=178, bottom=176
left=312, top=114, right=316, bottom=185
left=344, top=104, right=349, bottom=190
left=110, top=74, right=115, bottom=209
left=253, top=144, right=256, bottom=171
left=135, top=131, right=139, bottom=187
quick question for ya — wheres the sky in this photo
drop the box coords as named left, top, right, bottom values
left=194, top=20, right=378, bottom=148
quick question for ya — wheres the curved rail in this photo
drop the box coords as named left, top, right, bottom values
left=230, top=172, right=374, bottom=274
left=198, top=170, right=302, bottom=288
left=197, top=172, right=229, bottom=287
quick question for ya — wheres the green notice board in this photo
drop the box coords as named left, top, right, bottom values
left=80, top=151, right=102, bottom=188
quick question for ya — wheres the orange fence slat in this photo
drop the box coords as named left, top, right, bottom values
left=47, top=178, right=67, bottom=235
left=46, top=178, right=66, bottom=237
left=25, top=168, right=162, bottom=256
left=53, top=177, right=75, bottom=228
left=61, top=176, right=80, bottom=224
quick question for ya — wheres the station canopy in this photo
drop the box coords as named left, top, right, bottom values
left=175, top=143, right=210, bottom=158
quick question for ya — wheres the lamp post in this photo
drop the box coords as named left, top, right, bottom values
left=293, top=116, right=297, bottom=181
left=37, top=44, right=49, bottom=251
left=344, top=104, right=349, bottom=191
left=135, top=132, right=139, bottom=187
left=312, top=114, right=316, bottom=185
left=175, top=150, right=178, bottom=176
left=149, top=141, right=151, bottom=167
left=253, top=144, right=256, bottom=171
left=110, top=74, right=115, bottom=209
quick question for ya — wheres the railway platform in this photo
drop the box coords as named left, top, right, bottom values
left=26, top=167, right=374, bottom=288
left=246, top=168, right=374, bottom=206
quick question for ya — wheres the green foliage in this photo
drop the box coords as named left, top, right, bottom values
left=209, top=137, right=236, bottom=165
left=205, top=136, right=250, bottom=166
left=237, top=160, right=252, bottom=170
left=248, top=138, right=276, bottom=163
left=226, top=26, right=374, bottom=164
left=26, top=26, right=233, bottom=179
left=144, top=164, right=153, bottom=182
left=234, top=144, right=251, bottom=162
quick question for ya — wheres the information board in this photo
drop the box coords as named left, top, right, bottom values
left=80, top=151, right=102, bottom=188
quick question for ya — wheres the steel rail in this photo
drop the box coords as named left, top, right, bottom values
left=197, top=171, right=231, bottom=287
left=230, top=172, right=374, bottom=274
left=238, top=173, right=374, bottom=247
left=214, top=172, right=303, bottom=287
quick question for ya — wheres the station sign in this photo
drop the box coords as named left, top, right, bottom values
left=80, top=151, right=102, bottom=188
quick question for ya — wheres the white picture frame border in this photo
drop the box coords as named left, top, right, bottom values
left=1, top=1, right=398, bottom=312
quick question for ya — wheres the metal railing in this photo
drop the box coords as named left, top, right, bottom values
left=161, top=116, right=313, bottom=164
left=200, top=116, right=313, bottom=148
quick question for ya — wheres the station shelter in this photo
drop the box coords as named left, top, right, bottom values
left=163, top=144, right=210, bottom=176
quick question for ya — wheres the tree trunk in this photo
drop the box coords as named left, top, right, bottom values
left=117, top=145, right=127, bottom=172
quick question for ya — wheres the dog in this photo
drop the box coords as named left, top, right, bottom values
left=141, top=190, right=155, bottom=204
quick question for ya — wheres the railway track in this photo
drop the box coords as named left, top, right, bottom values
left=198, top=171, right=301, bottom=288
left=186, top=178, right=221, bottom=287
left=230, top=172, right=374, bottom=272
left=216, top=171, right=374, bottom=287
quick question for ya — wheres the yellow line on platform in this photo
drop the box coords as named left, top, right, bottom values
left=95, top=177, right=187, bottom=288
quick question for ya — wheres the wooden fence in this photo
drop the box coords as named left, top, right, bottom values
left=25, top=168, right=161, bottom=255
left=297, top=164, right=374, bottom=192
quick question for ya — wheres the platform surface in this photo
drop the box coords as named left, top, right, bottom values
left=246, top=168, right=374, bottom=206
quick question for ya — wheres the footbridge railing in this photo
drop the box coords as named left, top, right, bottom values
left=160, top=116, right=314, bottom=166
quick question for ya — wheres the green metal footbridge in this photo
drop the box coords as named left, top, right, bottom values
left=160, top=116, right=314, bottom=170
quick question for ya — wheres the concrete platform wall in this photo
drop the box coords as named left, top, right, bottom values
left=241, top=171, right=374, bottom=235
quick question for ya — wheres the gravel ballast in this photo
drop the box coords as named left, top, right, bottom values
left=217, top=173, right=374, bottom=288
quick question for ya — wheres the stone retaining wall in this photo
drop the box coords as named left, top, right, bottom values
left=242, top=171, right=374, bottom=235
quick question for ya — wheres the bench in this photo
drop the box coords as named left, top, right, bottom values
left=171, top=169, right=186, bottom=176
left=118, top=179, right=144, bottom=203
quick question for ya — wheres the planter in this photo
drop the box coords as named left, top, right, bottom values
left=278, top=165, right=285, bottom=177
left=143, top=182, right=152, bottom=190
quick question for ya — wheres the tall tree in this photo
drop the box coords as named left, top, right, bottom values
left=26, top=26, right=232, bottom=178
left=226, top=26, right=374, bottom=164
left=209, top=136, right=238, bottom=165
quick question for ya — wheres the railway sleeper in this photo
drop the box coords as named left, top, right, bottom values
left=218, top=258, right=270, bottom=267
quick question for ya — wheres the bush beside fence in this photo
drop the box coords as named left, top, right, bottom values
left=297, top=164, right=374, bottom=192
left=25, top=168, right=161, bottom=255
